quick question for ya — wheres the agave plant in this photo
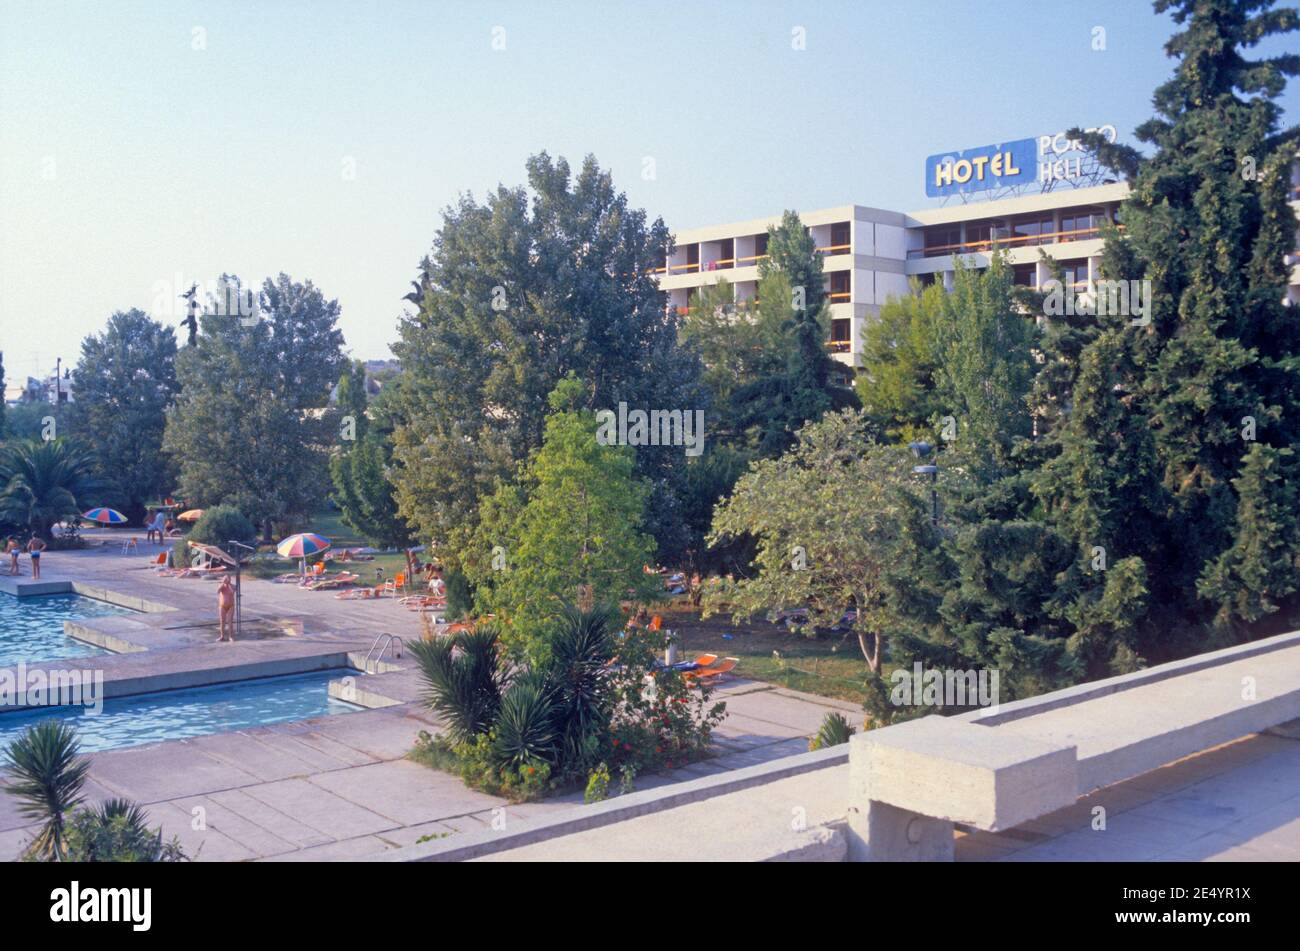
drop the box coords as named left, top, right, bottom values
left=409, top=626, right=506, bottom=743
left=2, top=720, right=90, bottom=860
left=491, top=672, right=559, bottom=770
left=545, top=602, right=617, bottom=773
left=809, top=711, right=856, bottom=751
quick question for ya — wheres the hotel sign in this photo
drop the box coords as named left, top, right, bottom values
left=925, top=125, right=1118, bottom=198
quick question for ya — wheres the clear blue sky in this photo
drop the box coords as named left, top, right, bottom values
left=2, top=0, right=1297, bottom=381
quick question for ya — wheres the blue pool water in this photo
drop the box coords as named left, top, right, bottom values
left=0, top=669, right=363, bottom=752
left=0, top=593, right=132, bottom=666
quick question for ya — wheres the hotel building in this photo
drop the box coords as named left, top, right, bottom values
left=655, top=152, right=1300, bottom=373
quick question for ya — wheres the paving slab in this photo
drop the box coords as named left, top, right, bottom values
left=240, top=777, right=396, bottom=839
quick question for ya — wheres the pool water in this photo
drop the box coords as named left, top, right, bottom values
left=0, top=669, right=363, bottom=753
left=0, top=593, right=132, bottom=666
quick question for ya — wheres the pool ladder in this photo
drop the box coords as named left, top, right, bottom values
left=363, top=633, right=404, bottom=674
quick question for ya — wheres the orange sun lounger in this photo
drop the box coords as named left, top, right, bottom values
left=684, top=657, right=738, bottom=685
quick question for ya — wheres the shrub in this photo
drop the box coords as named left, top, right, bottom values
left=584, top=762, right=611, bottom=804
left=411, top=607, right=728, bottom=801
left=171, top=537, right=191, bottom=568
left=62, top=799, right=188, bottom=862
left=545, top=602, right=616, bottom=776
left=606, top=628, right=727, bottom=774
left=808, top=712, right=856, bottom=751
left=408, top=627, right=505, bottom=743
left=190, top=505, right=257, bottom=550
left=491, top=674, right=559, bottom=770
left=443, top=567, right=473, bottom=621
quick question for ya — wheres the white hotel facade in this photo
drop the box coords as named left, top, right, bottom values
left=655, top=157, right=1300, bottom=373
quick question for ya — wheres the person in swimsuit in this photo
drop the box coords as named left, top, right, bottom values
left=6, top=538, right=19, bottom=576
left=217, top=575, right=236, bottom=642
left=26, top=535, right=46, bottom=580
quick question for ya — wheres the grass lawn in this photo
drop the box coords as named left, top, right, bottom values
left=657, top=602, right=871, bottom=704
left=240, top=510, right=410, bottom=581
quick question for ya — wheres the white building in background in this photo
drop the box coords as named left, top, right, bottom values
left=655, top=131, right=1300, bottom=373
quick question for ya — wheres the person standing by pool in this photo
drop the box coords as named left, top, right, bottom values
left=26, top=535, right=46, bottom=580
left=6, top=538, right=19, bottom=576
left=217, top=574, right=236, bottom=642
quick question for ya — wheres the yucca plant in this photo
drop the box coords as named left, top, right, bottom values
left=2, top=720, right=89, bottom=860
left=545, top=602, right=617, bottom=774
left=409, top=626, right=506, bottom=743
left=492, top=673, right=559, bottom=770
left=808, top=712, right=856, bottom=751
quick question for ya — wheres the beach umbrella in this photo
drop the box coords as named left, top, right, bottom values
left=82, top=507, right=127, bottom=525
left=177, top=509, right=204, bottom=522
left=277, top=533, right=331, bottom=576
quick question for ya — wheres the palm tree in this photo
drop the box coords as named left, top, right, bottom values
left=2, top=720, right=89, bottom=860
left=0, top=438, right=101, bottom=540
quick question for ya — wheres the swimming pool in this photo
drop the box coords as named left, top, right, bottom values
left=0, top=593, right=132, bottom=667
left=0, top=669, right=363, bottom=753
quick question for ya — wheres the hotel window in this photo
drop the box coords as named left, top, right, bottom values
left=924, top=225, right=960, bottom=256
left=754, top=233, right=768, bottom=260
left=1011, top=215, right=1054, bottom=247
left=1060, top=208, right=1105, bottom=241
left=718, top=238, right=734, bottom=269
left=1012, top=263, right=1037, bottom=287
left=686, top=243, right=699, bottom=273
left=966, top=221, right=993, bottom=249
left=915, top=272, right=939, bottom=289
left=1059, top=259, right=1089, bottom=289
left=829, top=270, right=850, bottom=302
left=829, top=318, right=851, bottom=352
left=830, top=222, right=851, bottom=254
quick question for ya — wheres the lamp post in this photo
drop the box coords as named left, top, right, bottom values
left=909, top=441, right=939, bottom=525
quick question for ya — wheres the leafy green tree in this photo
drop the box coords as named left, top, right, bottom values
left=1198, top=444, right=1300, bottom=633
left=1045, top=0, right=1300, bottom=639
left=730, top=212, right=846, bottom=457
left=855, top=280, right=947, bottom=443
left=706, top=408, right=937, bottom=671
left=389, top=153, right=703, bottom=563
left=0, top=351, right=6, bottom=436
left=0, top=439, right=101, bottom=539
left=2, top=721, right=89, bottom=860
left=67, top=309, right=179, bottom=522
left=333, top=360, right=369, bottom=442
left=467, top=378, right=658, bottom=661
left=163, top=274, right=345, bottom=540
left=330, top=432, right=410, bottom=547
left=328, top=363, right=410, bottom=547
left=934, top=257, right=1039, bottom=476
left=679, top=278, right=785, bottom=448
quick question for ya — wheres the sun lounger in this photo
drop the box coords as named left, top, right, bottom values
left=304, top=571, right=359, bottom=590
left=683, top=657, right=738, bottom=685
left=402, top=595, right=448, bottom=612
left=334, top=585, right=385, bottom=600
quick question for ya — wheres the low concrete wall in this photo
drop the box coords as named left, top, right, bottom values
left=370, top=744, right=849, bottom=862
left=957, top=628, right=1300, bottom=727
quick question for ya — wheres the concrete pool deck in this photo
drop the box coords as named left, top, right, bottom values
left=0, top=539, right=862, bottom=860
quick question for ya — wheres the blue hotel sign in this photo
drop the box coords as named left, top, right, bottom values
left=925, top=138, right=1038, bottom=198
